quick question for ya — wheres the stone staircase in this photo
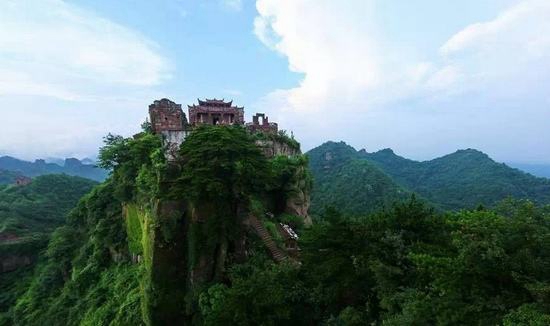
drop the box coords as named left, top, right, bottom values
left=248, top=215, right=288, bottom=263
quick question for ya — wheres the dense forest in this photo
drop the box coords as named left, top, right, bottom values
left=0, top=175, right=97, bottom=237
left=197, top=198, right=550, bottom=325
left=308, top=141, right=550, bottom=214
left=0, top=175, right=97, bottom=322
left=307, top=142, right=410, bottom=216
left=0, top=156, right=108, bottom=182
left=1, top=133, right=549, bottom=325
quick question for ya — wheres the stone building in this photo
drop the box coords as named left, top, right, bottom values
left=149, top=98, right=187, bottom=133
left=148, top=98, right=286, bottom=161
left=246, top=113, right=278, bottom=134
left=14, top=176, right=32, bottom=186
left=149, top=99, right=189, bottom=161
left=188, top=99, right=244, bottom=126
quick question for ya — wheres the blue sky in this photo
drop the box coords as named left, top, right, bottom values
left=0, top=0, right=549, bottom=164
left=69, top=0, right=300, bottom=103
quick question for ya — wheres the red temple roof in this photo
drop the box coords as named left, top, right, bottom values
left=199, top=98, right=231, bottom=107
left=189, top=98, right=243, bottom=110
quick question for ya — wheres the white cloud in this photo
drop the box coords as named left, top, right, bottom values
left=253, top=0, right=550, bottom=162
left=0, top=0, right=169, bottom=101
left=0, top=0, right=172, bottom=160
left=254, top=0, right=382, bottom=109
left=222, top=0, right=243, bottom=11
left=439, top=0, right=550, bottom=95
left=441, top=0, right=550, bottom=56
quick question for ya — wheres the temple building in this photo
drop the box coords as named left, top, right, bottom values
left=188, top=99, right=244, bottom=126
left=148, top=98, right=282, bottom=161
left=246, top=113, right=278, bottom=134
left=14, top=176, right=32, bottom=186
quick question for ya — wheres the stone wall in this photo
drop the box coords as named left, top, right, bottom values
left=149, top=98, right=186, bottom=133
left=255, top=139, right=300, bottom=158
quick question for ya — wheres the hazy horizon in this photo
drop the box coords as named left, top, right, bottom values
left=1, top=0, right=549, bottom=163
left=2, top=143, right=550, bottom=170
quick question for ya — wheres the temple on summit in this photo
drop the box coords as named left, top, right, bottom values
left=188, top=98, right=244, bottom=126
left=148, top=98, right=278, bottom=134
left=148, top=97, right=280, bottom=160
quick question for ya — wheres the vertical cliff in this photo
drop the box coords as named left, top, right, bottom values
left=9, top=125, right=312, bottom=325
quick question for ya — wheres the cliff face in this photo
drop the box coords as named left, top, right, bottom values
left=255, top=138, right=311, bottom=225
left=284, top=163, right=313, bottom=226
left=255, top=139, right=301, bottom=158
left=0, top=255, right=32, bottom=273
left=8, top=126, right=312, bottom=326
left=0, top=235, right=43, bottom=273
left=119, top=126, right=313, bottom=324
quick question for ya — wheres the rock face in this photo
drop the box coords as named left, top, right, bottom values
left=161, top=130, right=189, bottom=161
left=286, top=186, right=312, bottom=226
left=255, top=139, right=312, bottom=225
left=254, top=139, right=311, bottom=225
left=285, top=165, right=313, bottom=226
left=255, top=140, right=300, bottom=158
left=131, top=199, right=189, bottom=325
left=0, top=255, right=32, bottom=273
left=0, top=233, right=19, bottom=242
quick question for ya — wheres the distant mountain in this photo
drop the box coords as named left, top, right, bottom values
left=307, top=142, right=411, bottom=215
left=0, top=170, right=22, bottom=185
left=0, top=174, right=97, bottom=275
left=81, top=158, right=97, bottom=165
left=46, top=157, right=98, bottom=166
left=507, top=162, right=550, bottom=179
left=0, top=156, right=108, bottom=182
left=44, top=157, right=65, bottom=166
left=307, top=142, right=550, bottom=212
left=361, top=148, right=550, bottom=209
left=0, top=174, right=97, bottom=238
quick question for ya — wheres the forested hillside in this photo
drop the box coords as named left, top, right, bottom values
left=2, top=126, right=312, bottom=325
left=2, top=133, right=550, bottom=325
left=362, top=148, right=550, bottom=209
left=197, top=198, right=550, bottom=325
left=307, top=142, right=410, bottom=215
left=0, top=175, right=97, bottom=321
left=0, top=175, right=97, bottom=238
left=0, top=156, right=108, bottom=182
left=307, top=142, right=550, bottom=212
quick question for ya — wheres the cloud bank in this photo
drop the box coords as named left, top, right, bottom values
left=0, top=0, right=169, bottom=101
left=0, top=0, right=169, bottom=159
left=253, top=0, right=550, bottom=162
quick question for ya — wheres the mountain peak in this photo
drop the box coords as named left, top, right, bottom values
left=375, top=148, right=396, bottom=155
left=448, top=148, right=491, bottom=160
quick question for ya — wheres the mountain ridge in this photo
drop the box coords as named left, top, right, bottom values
left=307, top=141, right=411, bottom=215
left=308, top=141, right=550, bottom=212
left=0, top=156, right=108, bottom=182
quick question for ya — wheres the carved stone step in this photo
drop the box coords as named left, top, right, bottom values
left=249, top=215, right=288, bottom=263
